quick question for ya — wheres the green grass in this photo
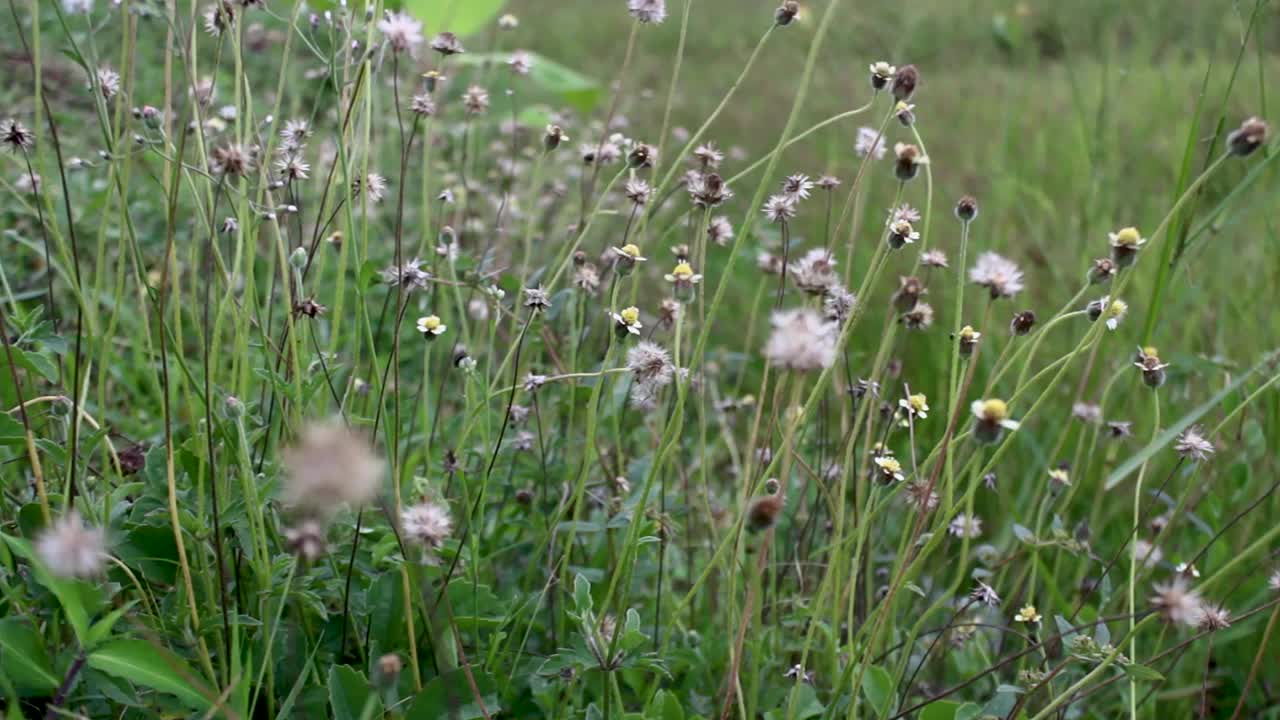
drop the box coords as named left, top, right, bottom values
left=1, top=1, right=1279, bottom=719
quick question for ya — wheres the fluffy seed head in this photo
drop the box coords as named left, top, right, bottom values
left=282, top=420, right=384, bottom=518
left=36, top=512, right=106, bottom=579
left=764, top=308, right=838, bottom=371
left=401, top=500, right=453, bottom=551
left=969, top=252, right=1025, bottom=299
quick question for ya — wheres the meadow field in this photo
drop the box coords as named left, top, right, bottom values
left=1, top=0, right=1278, bottom=718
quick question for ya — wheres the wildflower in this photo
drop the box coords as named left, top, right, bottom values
left=282, top=420, right=385, bottom=517
left=854, top=126, right=887, bottom=160
left=693, top=142, right=724, bottom=168
left=410, top=93, right=436, bottom=117
left=283, top=520, right=326, bottom=562
left=462, top=85, right=490, bottom=115
left=1133, top=539, right=1162, bottom=568
left=624, top=178, right=653, bottom=206
left=429, top=31, right=465, bottom=56
left=757, top=252, right=783, bottom=275
left=1197, top=605, right=1231, bottom=631
left=971, top=581, right=1001, bottom=607
left=955, top=195, right=979, bottom=222
left=901, top=302, right=935, bottom=330
left=969, top=252, right=1025, bottom=299
left=2, top=118, right=35, bottom=152
left=783, top=664, right=815, bottom=684
left=1048, top=467, right=1071, bottom=487
left=626, top=341, right=675, bottom=408
left=886, top=219, right=919, bottom=250
left=868, top=61, right=896, bottom=91
left=764, top=308, right=839, bottom=371
left=574, top=261, right=603, bottom=296
left=421, top=70, right=446, bottom=93
left=1134, top=347, right=1170, bottom=388
left=36, top=512, right=106, bottom=579
left=611, top=243, right=647, bottom=275
left=1014, top=605, right=1042, bottom=624
left=1086, top=296, right=1127, bottom=330
left=790, top=249, right=839, bottom=294
left=1269, top=569, right=1280, bottom=591
left=904, top=480, right=939, bottom=511
left=543, top=124, right=569, bottom=151
left=94, top=67, right=121, bottom=100
left=874, top=455, right=906, bottom=483
left=892, top=64, right=920, bottom=101
left=1072, top=402, right=1103, bottom=424
left=823, top=285, right=856, bottom=323
left=1174, top=426, right=1215, bottom=461
left=971, top=398, right=1019, bottom=443
left=948, top=513, right=983, bottom=539
left=1175, top=562, right=1200, bottom=579
left=210, top=143, right=253, bottom=176
left=628, top=142, right=657, bottom=168
left=416, top=315, right=446, bottom=338
left=664, top=262, right=703, bottom=301
left=657, top=299, right=681, bottom=328
left=889, top=101, right=916, bottom=128
left=951, top=326, right=981, bottom=358
left=293, top=298, right=326, bottom=318
left=352, top=173, right=388, bottom=203
left=774, top=0, right=800, bottom=25
left=612, top=306, right=643, bottom=337
left=851, top=378, right=880, bottom=403
left=900, top=393, right=929, bottom=420
left=401, top=500, right=453, bottom=552
left=921, top=249, right=949, bottom=268
left=689, top=172, right=733, bottom=207
left=523, top=374, right=548, bottom=393
left=747, top=492, right=784, bottom=531
left=1088, top=257, right=1118, bottom=285
left=1151, top=576, right=1204, bottom=628
left=378, top=11, right=423, bottom=53
left=381, top=258, right=429, bottom=291
left=523, top=287, right=552, bottom=311
left=509, top=51, right=533, bottom=76
left=1227, top=116, right=1269, bottom=157
left=203, top=1, right=234, bottom=35
left=763, top=194, right=798, bottom=223
left=892, top=276, right=927, bottom=313
left=1107, top=226, right=1147, bottom=269
left=1107, top=421, right=1133, bottom=439
left=275, top=153, right=310, bottom=181
left=893, top=142, right=928, bottom=181
left=628, top=0, right=667, bottom=24
left=707, top=216, right=734, bottom=246
left=781, top=173, right=815, bottom=201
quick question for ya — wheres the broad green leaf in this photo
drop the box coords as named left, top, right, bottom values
left=87, top=639, right=213, bottom=712
left=1, top=534, right=96, bottom=644
left=86, top=602, right=136, bottom=648
left=401, top=0, right=506, bottom=37
left=407, top=669, right=500, bottom=719
left=573, top=573, right=593, bottom=613
left=859, top=664, right=895, bottom=718
left=0, top=412, right=27, bottom=446
left=0, top=619, right=59, bottom=695
left=1105, top=349, right=1278, bottom=490
left=955, top=702, right=983, bottom=720
left=921, top=701, right=964, bottom=720
left=329, top=665, right=380, bottom=720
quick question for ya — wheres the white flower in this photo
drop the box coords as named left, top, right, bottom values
left=36, top=512, right=106, bottom=579
left=377, top=11, right=424, bottom=53
left=416, top=315, right=447, bottom=336
left=764, top=308, right=838, bottom=371
left=854, top=126, right=887, bottom=159
left=627, top=0, right=667, bottom=23
left=948, top=513, right=983, bottom=539
left=968, top=252, right=1025, bottom=299
left=1014, top=604, right=1042, bottom=624
left=873, top=455, right=906, bottom=482
left=282, top=420, right=385, bottom=517
left=401, top=501, right=453, bottom=551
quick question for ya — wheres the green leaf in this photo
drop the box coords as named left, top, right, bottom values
left=1, top=535, right=96, bottom=645
left=0, top=619, right=59, bottom=695
left=1123, top=663, right=1165, bottom=682
left=87, top=639, right=213, bottom=712
left=648, top=689, right=684, bottom=720
left=1105, top=349, right=1278, bottom=490
left=407, top=669, right=501, bottom=719
left=573, top=573, right=593, bottom=614
left=954, top=703, right=983, bottom=720
left=86, top=602, right=136, bottom=648
left=859, top=664, right=895, bottom=718
left=329, top=665, right=380, bottom=720
left=0, top=412, right=28, bottom=446
left=401, top=0, right=506, bottom=37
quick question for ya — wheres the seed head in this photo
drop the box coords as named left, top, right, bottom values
left=1010, top=310, right=1036, bottom=336
left=378, top=11, right=423, bottom=53
left=763, top=194, right=798, bottom=223
left=969, top=252, right=1025, bottom=299
left=1088, top=257, right=1117, bottom=285
left=401, top=500, right=453, bottom=552
left=430, top=31, right=465, bottom=56
left=282, top=420, right=384, bottom=518
left=892, top=275, right=927, bottom=313
left=790, top=248, right=839, bottom=295
left=1151, top=576, right=1204, bottom=628
left=892, top=64, right=920, bottom=101
left=1174, top=426, right=1214, bottom=461
left=921, top=249, right=949, bottom=268
left=764, top=308, right=838, bottom=371
left=628, top=0, right=668, bottom=24
left=1227, top=116, right=1269, bottom=156
left=747, top=492, right=784, bottom=531
left=855, top=126, right=887, bottom=159
left=774, top=0, right=800, bottom=26
left=893, top=142, right=928, bottom=181
left=462, top=85, right=490, bottom=115
left=2, top=118, right=35, bottom=152
left=36, top=511, right=106, bottom=579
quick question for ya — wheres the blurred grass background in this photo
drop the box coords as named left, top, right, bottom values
left=505, top=0, right=1279, bottom=364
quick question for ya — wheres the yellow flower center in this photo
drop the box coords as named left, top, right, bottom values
left=876, top=456, right=902, bottom=474
left=895, top=101, right=912, bottom=113
left=1106, top=299, right=1128, bottom=318
left=1049, top=468, right=1070, bottom=484
left=980, top=398, right=1009, bottom=421
left=1113, top=227, right=1142, bottom=247
left=908, top=394, right=928, bottom=412
left=1142, top=346, right=1159, bottom=359
left=959, top=325, right=978, bottom=341
left=620, top=306, right=640, bottom=325
left=420, top=315, right=441, bottom=331
left=621, top=243, right=642, bottom=259
left=671, top=262, right=694, bottom=280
